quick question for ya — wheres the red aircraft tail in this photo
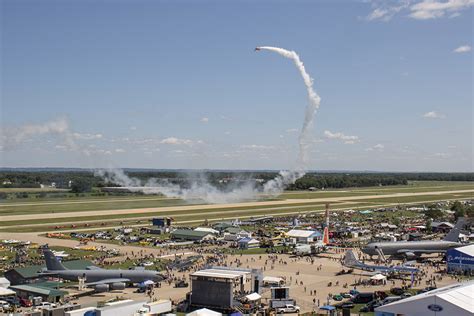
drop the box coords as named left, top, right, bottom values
left=322, top=226, right=329, bottom=245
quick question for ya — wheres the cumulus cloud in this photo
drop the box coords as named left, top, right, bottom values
left=366, top=144, right=385, bottom=151
left=160, top=137, right=193, bottom=145
left=200, top=117, right=209, bottom=123
left=365, top=0, right=474, bottom=21
left=409, top=0, right=474, bottom=20
left=453, top=45, right=471, bottom=53
left=73, top=133, right=103, bottom=140
left=115, top=148, right=126, bottom=153
left=323, top=130, right=360, bottom=144
left=423, top=111, right=446, bottom=119
left=365, top=0, right=410, bottom=21
left=241, top=144, right=275, bottom=150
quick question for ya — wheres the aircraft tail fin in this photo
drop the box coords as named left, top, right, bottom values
left=42, top=247, right=67, bottom=271
left=343, top=250, right=360, bottom=267
left=322, top=227, right=329, bottom=245
left=443, top=217, right=465, bottom=242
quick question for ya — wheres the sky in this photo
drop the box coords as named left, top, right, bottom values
left=1, top=0, right=473, bottom=172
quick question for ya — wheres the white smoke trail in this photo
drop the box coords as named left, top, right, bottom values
left=97, top=46, right=321, bottom=203
left=258, top=46, right=321, bottom=194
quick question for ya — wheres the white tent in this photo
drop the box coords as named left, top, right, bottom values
left=263, top=276, right=284, bottom=285
left=187, top=308, right=223, bottom=316
left=370, top=274, right=387, bottom=281
left=245, top=293, right=262, bottom=301
left=0, top=277, right=10, bottom=288
left=0, top=287, right=15, bottom=297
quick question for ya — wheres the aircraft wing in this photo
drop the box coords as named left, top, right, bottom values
left=397, top=249, right=446, bottom=256
left=86, top=278, right=131, bottom=286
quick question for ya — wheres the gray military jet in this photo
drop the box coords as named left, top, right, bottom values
left=40, top=247, right=166, bottom=292
left=362, top=218, right=466, bottom=259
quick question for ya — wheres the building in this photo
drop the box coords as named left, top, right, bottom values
left=431, top=221, right=454, bottom=233
left=375, top=281, right=474, bottom=316
left=4, top=259, right=93, bottom=285
left=10, top=282, right=68, bottom=303
left=447, top=244, right=474, bottom=274
left=286, top=229, right=321, bottom=244
left=171, top=229, right=215, bottom=242
left=189, top=267, right=261, bottom=312
left=237, top=237, right=260, bottom=249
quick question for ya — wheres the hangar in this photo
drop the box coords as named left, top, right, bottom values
left=446, top=244, right=474, bottom=274
left=375, top=281, right=474, bottom=316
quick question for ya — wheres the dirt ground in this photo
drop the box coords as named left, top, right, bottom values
left=48, top=251, right=461, bottom=314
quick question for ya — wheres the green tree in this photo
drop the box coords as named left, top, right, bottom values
left=450, top=201, right=465, bottom=221
left=70, top=179, right=92, bottom=193
left=425, top=204, right=443, bottom=220
left=426, top=218, right=432, bottom=232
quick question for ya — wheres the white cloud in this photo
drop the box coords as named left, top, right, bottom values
left=365, top=0, right=474, bottom=21
left=115, top=148, right=125, bottom=153
left=323, top=130, right=360, bottom=144
left=365, top=0, right=411, bottom=21
left=200, top=117, right=209, bottom=123
left=286, top=128, right=299, bottom=133
left=433, top=152, right=452, bottom=159
left=241, top=144, right=275, bottom=150
left=73, top=133, right=103, bottom=140
left=160, top=137, right=193, bottom=145
left=366, top=144, right=385, bottom=151
left=422, top=111, right=446, bottom=119
left=453, top=45, right=471, bottom=53
left=409, top=0, right=474, bottom=20
left=129, top=126, right=137, bottom=131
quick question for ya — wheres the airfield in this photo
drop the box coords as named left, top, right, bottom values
left=0, top=181, right=472, bottom=235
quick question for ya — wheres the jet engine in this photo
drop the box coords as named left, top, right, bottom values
left=95, top=284, right=109, bottom=292
left=110, top=282, right=126, bottom=290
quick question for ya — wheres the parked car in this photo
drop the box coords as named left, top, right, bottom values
left=0, top=300, right=11, bottom=311
left=341, top=293, right=353, bottom=299
left=352, top=292, right=374, bottom=304
left=360, top=300, right=382, bottom=312
left=390, top=287, right=404, bottom=295
left=332, top=294, right=344, bottom=301
left=349, top=289, right=360, bottom=295
left=19, top=298, right=32, bottom=307
left=276, top=304, right=300, bottom=313
left=401, top=292, right=413, bottom=298
left=382, top=296, right=402, bottom=305
left=335, top=302, right=355, bottom=309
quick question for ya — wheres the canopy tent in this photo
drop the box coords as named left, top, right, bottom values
left=187, top=308, right=223, bottom=316
left=245, top=293, right=262, bottom=301
left=370, top=274, right=387, bottom=281
left=0, top=287, right=16, bottom=296
left=263, top=276, right=284, bottom=284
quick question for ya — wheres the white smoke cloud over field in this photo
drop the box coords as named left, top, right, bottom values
left=97, top=46, right=322, bottom=204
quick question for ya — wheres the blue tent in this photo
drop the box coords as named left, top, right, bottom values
left=320, top=305, right=336, bottom=311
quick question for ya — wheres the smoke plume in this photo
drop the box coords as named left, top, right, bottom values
left=258, top=46, right=321, bottom=194
left=97, top=46, right=322, bottom=204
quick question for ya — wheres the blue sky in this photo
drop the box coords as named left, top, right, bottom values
left=1, top=0, right=472, bottom=171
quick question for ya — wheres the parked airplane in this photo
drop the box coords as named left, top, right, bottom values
left=343, top=250, right=419, bottom=274
left=293, top=227, right=330, bottom=256
left=40, top=247, right=166, bottom=292
left=362, top=218, right=466, bottom=259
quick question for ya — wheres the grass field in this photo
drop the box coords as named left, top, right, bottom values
left=0, top=181, right=471, bottom=233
